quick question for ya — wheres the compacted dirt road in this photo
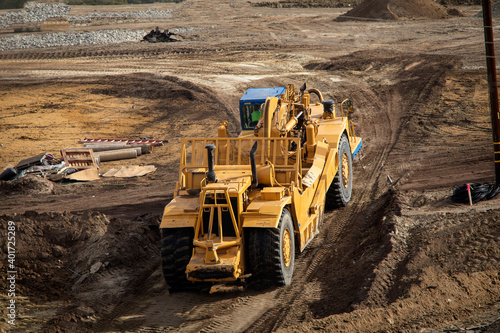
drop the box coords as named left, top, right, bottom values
left=0, top=1, right=499, bottom=332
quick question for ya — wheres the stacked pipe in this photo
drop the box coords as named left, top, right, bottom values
left=82, top=143, right=152, bottom=163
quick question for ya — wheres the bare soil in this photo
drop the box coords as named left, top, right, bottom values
left=338, top=0, right=453, bottom=20
left=0, top=1, right=499, bottom=332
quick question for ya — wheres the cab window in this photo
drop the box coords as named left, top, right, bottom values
left=241, top=104, right=262, bottom=130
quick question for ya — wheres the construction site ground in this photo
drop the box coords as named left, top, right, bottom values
left=1, top=1, right=499, bottom=332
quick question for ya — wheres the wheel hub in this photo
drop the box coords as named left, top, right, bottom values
left=342, top=151, right=350, bottom=188
left=282, top=228, right=292, bottom=267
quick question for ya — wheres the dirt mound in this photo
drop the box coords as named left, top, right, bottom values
left=440, top=0, right=480, bottom=4
left=282, top=0, right=481, bottom=9
left=338, top=0, right=452, bottom=20
left=298, top=200, right=500, bottom=333
left=252, top=0, right=363, bottom=8
left=0, top=211, right=160, bottom=332
left=0, top=175, right=54, bottom=196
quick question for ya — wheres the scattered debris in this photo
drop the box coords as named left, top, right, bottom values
left=141, top=27, right=179, bottom=43
left=24, top=162, right=65, bottom=174
left=102, top=165, right=157, bottom=178
left=1, top=137, right=164, bottom=184
left=56, top=148, right=99, bottom=181
left=60, top=148, right=97, bottom=170
left=64, top=168, right=100, bottom=182
left=0, top=166, right=17, bottom=181
left=1, top=152, right=61, bottom=181
left=15, top=152, right=55, bottom=171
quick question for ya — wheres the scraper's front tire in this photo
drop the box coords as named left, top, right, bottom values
left=161, top=228, right=193, bottom=292
left=247, top=208, right=295, bottom=286
left=326, top=134, right=353, bottom=209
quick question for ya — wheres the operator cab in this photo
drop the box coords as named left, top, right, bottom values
left=239, top=87, right=286, bottom=131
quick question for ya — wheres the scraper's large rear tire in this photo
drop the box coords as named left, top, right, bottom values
left=326, top=134, right=353, bottom=209
left=161, top=228, right=193, bottom=292
left=247, top=208, right=295, bottom=286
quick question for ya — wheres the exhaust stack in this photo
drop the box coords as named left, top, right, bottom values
left=205, top=144, right=217, bottom=183
left=250, top=141, right=258, bottom=188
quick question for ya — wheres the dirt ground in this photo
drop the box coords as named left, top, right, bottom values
left=1, top=1, right=500, bottom=332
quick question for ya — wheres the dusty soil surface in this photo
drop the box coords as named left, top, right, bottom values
left=338, top=0, right=453, bottom=20
left=1, top=1, right=499, bottom=332
left=252, top=0, right=363, bottom=8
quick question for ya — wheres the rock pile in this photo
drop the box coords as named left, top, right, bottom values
left=68, top=8, right=172, bottom=24
left=0, top=27, right=190, bottom=51
left=0, top=1, right=172, bottom=29
left=0, top=29, right=147, bottom=51
left=475, top=2, right=500, bottom=18
left=0, top=2, right=71, bottom=28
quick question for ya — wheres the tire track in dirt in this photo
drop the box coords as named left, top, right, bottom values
left=0, top=41, right=291, bottom=61
left=244, top=89, right=395, bottom=333
left=194, top=293, right=278, bottom=333
left=107, top=286, right=278, bottom=332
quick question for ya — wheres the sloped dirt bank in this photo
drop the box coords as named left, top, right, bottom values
left=0, top=211, right=160, bottom=332
left=273, top=197, right=500, bottom=333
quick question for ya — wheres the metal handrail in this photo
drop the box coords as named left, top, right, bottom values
left=194, top=185, right=240, bottom=246
left=180, top=137, right=300, bottom=168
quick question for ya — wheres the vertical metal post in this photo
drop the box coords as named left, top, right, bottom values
left=482, top=0, right=500, bottom=184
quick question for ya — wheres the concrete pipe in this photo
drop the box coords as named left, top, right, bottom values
left=94, top=148, right=138, bottom=162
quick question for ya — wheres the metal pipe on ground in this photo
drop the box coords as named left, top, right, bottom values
left=84, top=143, right=152, bottom=154
left=94, top=148, right=139, bottom=163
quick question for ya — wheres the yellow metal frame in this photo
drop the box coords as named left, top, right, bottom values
left=186, top=182, right=245, bottom=282
left=194, top=183, right=241, bottom=258
left=177, top=137, right=301, bottom=192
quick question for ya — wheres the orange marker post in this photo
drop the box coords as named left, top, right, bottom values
left=467, top=184, right=473, bottom=206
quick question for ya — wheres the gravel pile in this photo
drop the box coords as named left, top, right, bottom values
left=475, top=2, right=500, bottom=18
left=0, top=2, right=71, bottom=28
left=0, top=2, right=172, bottom=28
left=0, top=27, right=191, bottom=51
left=68, top=8, right=172, bottom=23
left=0, top=2, right=178, bottom=51
left=0, top=29, right=147, bottom=51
